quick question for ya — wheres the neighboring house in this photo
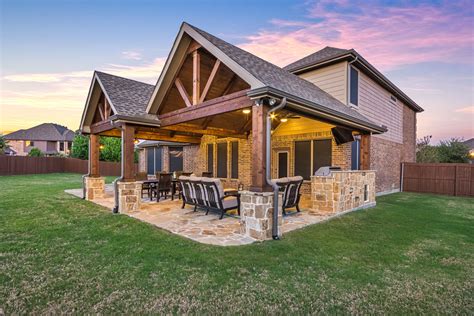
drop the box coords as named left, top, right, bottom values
left=4, top=123, right=75, bottom=156
left=80, top=22, right=423, bottom=197
left=463, top=138, right=474, bottom=164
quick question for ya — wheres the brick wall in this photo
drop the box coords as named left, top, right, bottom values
left=402, top=105, right=416, bottom=163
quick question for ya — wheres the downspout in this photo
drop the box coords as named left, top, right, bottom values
left=111, top=121, right=125, bottom=213
left=265, top=97, right=287, bottom=240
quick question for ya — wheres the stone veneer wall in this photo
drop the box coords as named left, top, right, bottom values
left=84, top=176, right=105, bottom=200
left=311, top=171, right=376, bottom=214
left=117, top=182, right=141, bottom=213
left=239, top=191, right=283, bottom=240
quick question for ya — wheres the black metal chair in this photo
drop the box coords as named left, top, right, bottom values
left=189, top=178, right=207, bottom=212
left=155, top=173, right=172, bottom=201
left=178, top=176, right=196, bottom=209
left=280, top=176, right=303, bottom=215
left=201, top=171, right=212, bottom=177
left=136, top=172, right=151, bottom=198
left=202, top=179, right=240, bottom=219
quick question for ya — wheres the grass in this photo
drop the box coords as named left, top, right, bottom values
left=0, top=173, right=473, bottom=314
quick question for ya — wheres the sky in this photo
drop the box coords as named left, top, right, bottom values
left=0, top=0, right=473, bottom=143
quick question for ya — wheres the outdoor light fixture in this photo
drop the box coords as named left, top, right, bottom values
left=269, top=98, right=277, bottom=106
left=242, top=109, right=251, bottom=114
left=280, top=118, right=288, bottom=122
left=270, top=113, right=276, bottom=119
left=134, top=139, right=139, bottom=145
left=99, top=144, right=105, bottom=150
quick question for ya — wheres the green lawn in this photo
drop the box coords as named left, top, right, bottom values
left=0, top=174, right=472, bottom=314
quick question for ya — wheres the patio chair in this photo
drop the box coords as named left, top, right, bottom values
left=280, top=176, right=303, bottom=215
left=202, top=178, right=240, bottom=219
left=181, top=172, right=193, bottom=177
left=155, top=173, right=172, bottom=202
left=201, top=171, right=212, bottom=177
left=189, top=177, right=207, bottom=211
left=136, top=172, right=151, bottom=198
left=178, top=176, right=196, bottom=209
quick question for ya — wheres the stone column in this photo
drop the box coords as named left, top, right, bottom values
left=117, top=181, right=141, bottom=213
left=239, top=191, right=283, bottom=240
left=84, top=176, right=105, bottom=200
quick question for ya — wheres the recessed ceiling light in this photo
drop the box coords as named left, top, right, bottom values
left=280, top=118, right=288, bottom=122
left=242, top=109, right=251, bottom=114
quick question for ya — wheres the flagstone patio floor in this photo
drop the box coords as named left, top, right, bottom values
left=65, top=185, right=331, bottom=246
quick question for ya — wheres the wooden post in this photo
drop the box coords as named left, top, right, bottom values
left=89, top=134, right=100, bottom=177
left=249, top=104, right=272, bottom=192
left=360, top=134, right=371, bottom=170
left=122, top=124, right=136, bottom=182
left=192, top=50, right=200, bottom=105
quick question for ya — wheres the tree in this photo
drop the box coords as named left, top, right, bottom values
left=70, top=133, right=89, bottom=160
left=0, top=135, right=10, bottom=155
left=416, top=135, right=439, bottom=163
left=28, top=147, right=43, bottom=157
left=437, top=138, right=470, bottom=163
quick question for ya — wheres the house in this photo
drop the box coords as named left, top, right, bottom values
left=463, top=138, right=474, bottom=163
left=4, top=123, right=75, bottom=156
left=78, top=22, right=423, bottom=240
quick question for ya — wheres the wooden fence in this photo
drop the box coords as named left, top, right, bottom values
left=402, top=163, right=474, bottom=197
left=0, top=156, right=137, bottom=176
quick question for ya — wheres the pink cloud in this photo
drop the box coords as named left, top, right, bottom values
left=238, top=1, right=473, bottom=70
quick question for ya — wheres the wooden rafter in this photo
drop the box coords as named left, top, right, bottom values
left=159, top=90, right=252, bottom=127
left=222, top=74, right=236, bottom=95
left=239, top=116, right=252, bottom=134
left=175, top=78, right=192, bottom=107
left=98, top=103, right=105, bottom=121
left=201, top=116, right=213, bottom=129
left=101, top=128, right=201, bottom=144
left=186, top=41, right=201, bottom=54
left=192, top=50, right=200, bottom=105
left=161, top=123, right=247, bottom=139
left=199, top=60, right=221, bottom=103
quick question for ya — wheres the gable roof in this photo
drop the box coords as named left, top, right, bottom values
left=284, top=46, right=424, bottom=112
left=147, top=23, right=386, bottom=133
left=463, top=138, right=474, bottom=149
left=4, top=123, right=75, bottom=141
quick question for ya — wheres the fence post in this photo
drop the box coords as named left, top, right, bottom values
left=454, top=165, right=458, bottom=196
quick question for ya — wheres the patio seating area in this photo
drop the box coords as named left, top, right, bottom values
left=66, top=183, right=332, bottom=246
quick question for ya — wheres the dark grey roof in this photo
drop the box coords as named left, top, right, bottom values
left=463, top=138, right=474, bottom=149
left=4, top=123, right=75, bottom=141
left=283, top=46, right=423, bottom=112
left=187, top=23, right=385, bottom=132
left=95, top=71, right=157, bottom=120
left=284, top=47, right=351, bottom=72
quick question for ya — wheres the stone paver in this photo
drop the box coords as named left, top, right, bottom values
left=64, top=186, right=339, bottom=246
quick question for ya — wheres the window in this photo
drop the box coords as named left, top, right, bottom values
left=295, top=141, right=311, bottom=180
left=59, top=142, right=65, bottom=151
left=207, top=143, right=214, bottom=174
left=169, top=146, right=183, bottom=172
left=26, top=141, right=34, bottom=147
left=294, top=140, right=332, bottom=180
left=350, top=66, right=359, bottom=106
left=277, top=151, right=289, bottom=178
left=312, top=139, right=332, bottom=174
left=217, top=142, right=228, bottom=178
left=231, top=141, right=239, bottom=179
left=351, top=139, right=360, bottom=170
left=146, top=147, right=162, bottom=175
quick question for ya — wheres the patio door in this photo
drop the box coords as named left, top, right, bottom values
left=169, top=146, right=183, bottom=172
left=147, top=147, right=162, bottom=175
left=277, top=151, right=289, bottom=178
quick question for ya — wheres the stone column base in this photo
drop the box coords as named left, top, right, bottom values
left=117, top=181, right=141, bottom=214
left=84, top=176, right=105, bottom=200
left=239, top=191, right=283, bottom=240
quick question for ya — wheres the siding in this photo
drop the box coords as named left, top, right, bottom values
left=357, top=71, right=403, bottom=144
left=299, top=62, right=348, bottom=104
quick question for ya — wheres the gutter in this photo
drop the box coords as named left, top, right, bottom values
left=264, top=97, right=287, bottom=240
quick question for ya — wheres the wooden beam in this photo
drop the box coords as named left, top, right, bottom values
left=90, top=120, right=115, bottom=134
left=104, top=98, right=110, bottom=120
left=192, top=50, right=200, bottom=105
left=186, top=41, right=201, bottom=54
left=360, top=134, right=371, bottom=170
left=98, top=103, right=105, bottom=121
left=249, top=105, right=271, bottom=192
left=239, top=116, right=252, bottom=134
left=159, top=90, right=251, bottom=127
left=199, top=60, right=221, bottom=103
left=102, top=129, right=202, bottom=144
left=161, top=123, right=247, bottom=139
left=175, top=78, right=192, bottom=108
left=201, top=116, right=213, bottom=129
left=89, top=134, right=100, bottom=177
left=121, top=124, right=136, bottom=182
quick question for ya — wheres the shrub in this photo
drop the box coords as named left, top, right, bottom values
left=28, top=147, right=43, bottom=157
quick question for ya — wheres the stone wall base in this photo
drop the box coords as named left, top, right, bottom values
left=84, top=176, right=105, bottom=200
left=117, top=181, right=141, bottom=214
left=239, top=191, right=283, bottom=241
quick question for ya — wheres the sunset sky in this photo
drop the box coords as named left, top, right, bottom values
left=1, top=0, right=473, bottom=143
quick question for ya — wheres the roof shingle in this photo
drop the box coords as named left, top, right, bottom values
left=4, top=123, right=75, bottom=141
left=283, top=46, right=351, bottom=72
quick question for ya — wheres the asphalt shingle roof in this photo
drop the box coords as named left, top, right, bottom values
left=4, top=123, right=75, bottom=141
left=283, top=47, right=351, bottom=72
left=187, top=23, right=383, bottom=130
left=95, top=71, right=157, bottom=120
